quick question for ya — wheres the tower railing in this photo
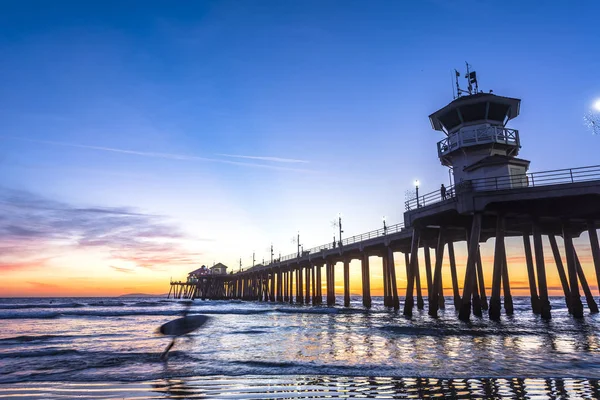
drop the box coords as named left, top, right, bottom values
left=437, top=126, right=519, bottom=157
left=405, top=164, right=600, bottom=210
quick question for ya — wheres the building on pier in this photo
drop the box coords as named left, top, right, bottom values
left=210, top=263, right=228, bottom=275
left=168, top=66, right=600, bottom=323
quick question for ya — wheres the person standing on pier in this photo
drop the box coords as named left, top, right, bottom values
left=440, top=184, right=447, bottom=200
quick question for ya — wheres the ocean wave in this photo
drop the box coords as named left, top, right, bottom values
left=86, top=301, right=126, bottom=307
left=274, top=307, right=340, bottom=314
left=0, top=333, right=122, bottom=343
left=0, top=303, right=85, bottom=310
left=378, top=325, right=537, bottom=337
left=129, top=301, right=164, bottom=307
left=0, top=334, right=65, bottom=343
left=0, top=308, right=276, bottom=319
left=0, top=348, right=80, bottom=358
left=0, top=311, right=60, bottom=319
left=0, top=306, right=374, bottom=320
left=227, top=329, right=267, bottom=334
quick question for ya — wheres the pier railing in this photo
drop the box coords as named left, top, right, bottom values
left=405, top=165, right=600, bottom=210
left=405, top=184, right=457, bottom=211
left=276, top=222, right=405, bottom=263
left=469, top=165, right=600, bottom=191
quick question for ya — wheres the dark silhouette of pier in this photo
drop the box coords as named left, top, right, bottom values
left=169, top=70, right=600, bottom=322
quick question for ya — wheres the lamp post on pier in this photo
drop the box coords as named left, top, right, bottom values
left=292, top=232, right=302, bottom=258
left=414, top=180, right=420, bottom=208
left=338, top=213, right=344, bottom=246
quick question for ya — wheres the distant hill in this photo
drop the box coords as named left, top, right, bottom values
left=118, top=293, right=165, bottom=298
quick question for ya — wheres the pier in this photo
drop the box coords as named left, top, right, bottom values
left=169, top=69, right=600, bottom=321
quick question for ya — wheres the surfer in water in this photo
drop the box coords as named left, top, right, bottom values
left=158, top=301, right=210, bottom=361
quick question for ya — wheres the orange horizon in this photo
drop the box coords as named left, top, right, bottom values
left=2, top=234, right=598, bottom=298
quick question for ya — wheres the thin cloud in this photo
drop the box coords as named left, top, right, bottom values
left=2, top=136, right=315, bottom=173
left=0, top=187, right=205, bottom=271
left=27, top=281, right=60, bottom=289
left=0, top=258, right=52, bottom=271
left=216, top=153, right=309, bottom=164
left=110, top=265, right=135, bottom=273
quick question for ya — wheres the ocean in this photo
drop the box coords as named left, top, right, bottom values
left=0, top=296, right=599, bottom=399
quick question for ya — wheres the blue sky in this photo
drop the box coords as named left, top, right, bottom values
left=1, top=0, right=599, bottom=293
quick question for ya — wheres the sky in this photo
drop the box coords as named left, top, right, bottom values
left=1, top=0, right=600, bottom=297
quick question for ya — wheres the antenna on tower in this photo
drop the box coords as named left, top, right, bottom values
left=454, top=69, right=461, bottom=99
left=465, top=62, right=479, bottom=95
left=454, top=62, right=480, bottom=98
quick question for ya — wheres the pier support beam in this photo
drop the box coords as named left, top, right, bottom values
left=388, top=247, right=400, bottom=310
left=472, top=269, right=483, bottom=317
left=476, top=248, right=488, bottom=311
left=424, top=246, right=433, bottom=300
left=270, top=271, right=276, bottom=302
left=437, top=247, right=445, bottom=310
left=466, top=230, right=482, bottom=318
left=523, top=233, right=541, bottom=314
left=385, top=252, right=393, bottom=307
left=501, top=251, right=514, bottom=315
left=382, top=252, right=390, bottom=307
left=305, top=266, right=311, bottom=304
left=299, top=266, right=305, bottom=304
left=574, top=251, right=599, bottom=313
left=344, top=259, right=350, bottom=307
left=588, top=221, right=600, bottom=296
left=277, top=268, right=283, bottom=302
left=362, top=254, right=371, bottom=308
left=448, top=241, right=461, bottom=310
left=404, top=229, right=420, bottom=317
left=459, top=213, right=482, bottom=322
left=563, top=223, right=584, bottom=318
left=549, top=235, right=571, bottom=311
left=283, top=271, right=288, bottom=302
left=312, top=265, right=317, bottom=305
left=533, top=223, right=552, bottom=319
left=429, top=228, right=446, bottom=317
left=289, top=269, right=294, bottom=304
left=404, top=252, right=410, bottom=284
left=316, top=264, right=323, bottom=304
left=415, top=254, right=424, bottom=310
left=327, top=260, right=336, bottom=306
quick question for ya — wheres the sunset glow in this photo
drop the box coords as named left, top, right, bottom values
left=1, top=1, right=599, bottom=299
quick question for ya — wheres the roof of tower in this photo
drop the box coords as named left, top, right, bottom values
left=429, top=93, right=521, bottom=134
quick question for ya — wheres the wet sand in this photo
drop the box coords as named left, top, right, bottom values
left=1, top=376, right=599, bottom=399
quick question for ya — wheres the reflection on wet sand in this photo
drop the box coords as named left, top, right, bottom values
left=145, top=376, right=600, bottom=399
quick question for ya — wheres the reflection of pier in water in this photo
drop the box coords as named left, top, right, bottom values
left=169, top=71, right=600, bottom=322
left=147, top=376, right=600, bottom=399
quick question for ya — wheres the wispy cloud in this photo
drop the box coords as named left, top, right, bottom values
left=216, top=153, right=309, bottom=164
left=110, top=265, right=135, bottom=273
left=2, top=136, right=315, bottom=173
left=27, top=281, right=60, bottom=289
left=0, top=258, right=53, bottom=271
left=0, top=187, right=205, bottom=271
